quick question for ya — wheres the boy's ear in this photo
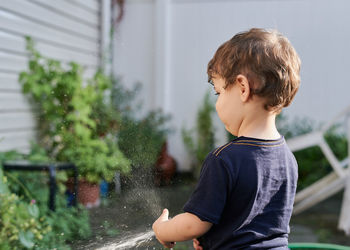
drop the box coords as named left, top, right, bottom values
left=236, top=74, right=250, bottom=102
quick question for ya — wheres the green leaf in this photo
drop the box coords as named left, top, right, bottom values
left=19, top=231, right=35, bottom=249
left=28, top=204, right=39, bottom=218
left=0, top=169, right=9, bottom=194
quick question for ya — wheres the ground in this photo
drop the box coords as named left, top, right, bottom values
left=72, top=174, right=350, bottom=249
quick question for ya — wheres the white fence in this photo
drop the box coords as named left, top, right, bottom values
left=113, top=0, right=350, bottom=171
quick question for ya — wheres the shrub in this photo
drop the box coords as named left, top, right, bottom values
left=0, top=168, right=51, bottom=250
left=111, top=78, right=171, bottom=170
left=0, top=147, right=91, bottom=249
left=19, top=37, right=130, bottom=184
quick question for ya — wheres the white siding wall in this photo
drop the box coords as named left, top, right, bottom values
left=114, top=0, right=350, bottom=171
left=0, top=0, right=101, bottom=152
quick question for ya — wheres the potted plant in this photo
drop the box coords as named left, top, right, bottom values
left=19, top=37, right=131, bottom=207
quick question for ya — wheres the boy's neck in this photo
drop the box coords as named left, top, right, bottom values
left=236, top=111, right=280, bottom=140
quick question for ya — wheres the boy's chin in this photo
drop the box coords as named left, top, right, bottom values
left=225, top=126, right=236, bottom=136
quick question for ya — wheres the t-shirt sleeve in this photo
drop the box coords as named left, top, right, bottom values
left=183, top=153, right=231, bottom=224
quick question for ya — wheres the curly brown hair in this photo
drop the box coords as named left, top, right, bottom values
left=207, top=28, right=301, bottom=112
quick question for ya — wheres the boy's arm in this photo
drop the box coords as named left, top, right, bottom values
left=152, top=209, right=212, bottom=246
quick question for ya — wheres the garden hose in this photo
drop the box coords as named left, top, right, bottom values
left=288, top=242, right=350, bottom=250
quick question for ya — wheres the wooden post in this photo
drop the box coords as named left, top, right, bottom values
left=319, top=137, right=345, bottom=177
left=338, top=115, right=350, bottom=235
left=293, top=174, right=346, bottom=215
left=294, top=172, right=338, bottom=204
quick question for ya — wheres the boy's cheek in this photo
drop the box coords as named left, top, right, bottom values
left=216, top=99, right=228, bottom=121
left=216, top=108, right=228, bottom=126
left=215, top=102, right=223, bottom=120
left=215, top=98, right=223, bottom=114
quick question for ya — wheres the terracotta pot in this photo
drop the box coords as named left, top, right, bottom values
left=66, top=178, right=100, bottom=208
left=155, top=142, right=176, bottom=186
left=78, top=180, right=100, bottom=208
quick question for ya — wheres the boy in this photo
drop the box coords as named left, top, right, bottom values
left=152, top=28, right=300, bottom=249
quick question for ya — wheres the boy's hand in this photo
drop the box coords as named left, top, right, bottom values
left=152, top=209, right=176, bottom=248
left=193, top=238, right=203, bottom=250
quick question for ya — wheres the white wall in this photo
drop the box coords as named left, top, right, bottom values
left=113, top=0, right=155, bottom=116
left=113, top=0, right=350, bottom=171
left=0, top=0, right=101, bottom=152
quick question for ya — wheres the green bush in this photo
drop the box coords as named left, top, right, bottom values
left=118, top=112, right=170, bottom=168
left=0, top=147, right=91, bottom=249
left=111, top=78, right=171, bottom=170
left=0, top=169, right=50, bottom=250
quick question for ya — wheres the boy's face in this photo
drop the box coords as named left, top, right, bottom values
left=211, top=75, right=245, bottom=136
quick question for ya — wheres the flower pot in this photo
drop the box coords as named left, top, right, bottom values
left=78, top=180, right=100, bottom=208
left=66, top=178, right=100, bottom=208
left=155, top=142, right=176, bottom=186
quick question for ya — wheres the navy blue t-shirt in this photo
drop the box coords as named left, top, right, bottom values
left=183, top=136, right=298, bottom=249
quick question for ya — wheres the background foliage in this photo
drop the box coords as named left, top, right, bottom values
left=19, top=37, right=130, bottom=183
left=0, top=147, right=90, bottom=249
left=111, top=79, right=171, bottom=170
left=182, top=91, right=216, bottom=178
left=277, top=113, right=348, bottom=191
